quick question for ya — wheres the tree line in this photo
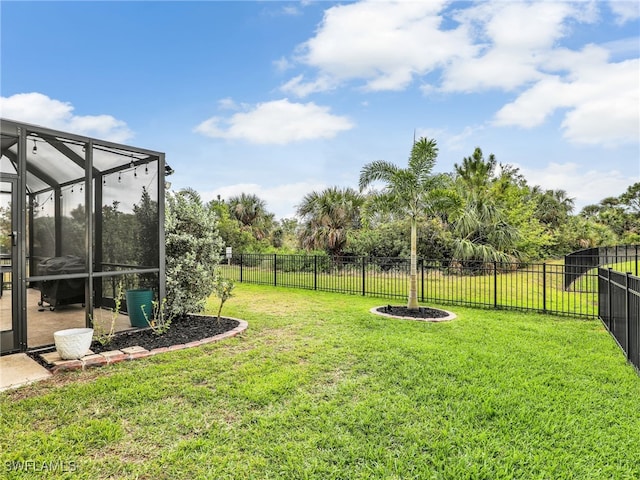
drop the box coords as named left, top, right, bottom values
left=206, top=138, right=639, bottom=263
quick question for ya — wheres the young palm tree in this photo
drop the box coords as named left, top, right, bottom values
left=359, top=137, right=451, bottom=309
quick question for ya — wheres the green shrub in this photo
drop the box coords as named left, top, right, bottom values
left=165, top=189, right=223, bottom=317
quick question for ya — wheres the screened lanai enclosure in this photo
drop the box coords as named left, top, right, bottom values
left=0, top=119, right=167, bottom=354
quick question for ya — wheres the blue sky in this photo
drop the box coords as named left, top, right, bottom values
left=1, top=0, right=639, bottom=219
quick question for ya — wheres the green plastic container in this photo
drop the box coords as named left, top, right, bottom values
left=126, top=289, right=154, bottom=328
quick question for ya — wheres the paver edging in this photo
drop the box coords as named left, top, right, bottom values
left=40, top=318, right=248, bottom=373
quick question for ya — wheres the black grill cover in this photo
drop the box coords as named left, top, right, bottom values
left=36, top=256, right=86, bottom=307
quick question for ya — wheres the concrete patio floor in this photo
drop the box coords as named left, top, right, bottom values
left=1, top=288, right=135, bottom=391
left=0, top=353, right=52, bottom=391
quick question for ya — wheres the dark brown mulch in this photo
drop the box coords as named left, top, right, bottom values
left=28, top=315, right=239, bottom=366
left=377, top=305, right=451, bottom=319
left=90, top=315, right=240, bottom=353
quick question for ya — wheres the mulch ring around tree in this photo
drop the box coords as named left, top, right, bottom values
left=371, top=305, right=456, bottom=322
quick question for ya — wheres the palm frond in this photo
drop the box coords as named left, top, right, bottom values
left=359, top=160, right=400, bottom=191
left=409, top=137, right=438, bottom=182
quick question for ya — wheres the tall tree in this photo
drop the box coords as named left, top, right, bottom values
left=296, top=187, right=364, bottom=257
left=579, top=182, right=640, bottom=242
left=359, top=137, right=452, bottom=309
left=454, top=147, right=496, bottom=193
left=451, top=149, right=528, bottom=263
left=227, top=193, right=274, bottom=240
left=534, top=189, right=575, bottom=228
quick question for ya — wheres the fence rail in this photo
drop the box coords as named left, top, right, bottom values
left=565, top=244, right=639, bottom=291
left=221, top=254, right=598, bottom=319
left=598, top=268, right=640, bottom=371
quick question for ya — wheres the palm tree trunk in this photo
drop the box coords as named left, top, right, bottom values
left=408, top=218, right=419, bottom=309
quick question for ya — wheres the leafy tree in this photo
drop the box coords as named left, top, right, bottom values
left=620, top=182, right=640, bottom=215
left=449, top=196, right=521, bottom=264
left=450, top=149, right=525, bottom=264
left=133, top=187, right=159, bottom=287
left=133, top=187, right=159, bottom=266
left=165, top=188, right=223, bottom=317
left=579, top=183, right=640, bottom=241
left=296, top=187, right=364, bottom=257
left=534, top=188, right=575, bottom=228
left=227, top=193, right=275, bottom=241
left=102, top=201, right=137, bottom=265
left=564, top=215, right=618, bottom=250
left=208, top=198, right=263, bottom=253
left=359, top=137, right=453, bottom=309
left=349, top=217, right=453, bottom=260
left=272, top=217, right=299, bottom=249
left=454, top=147, right=496, bottom=193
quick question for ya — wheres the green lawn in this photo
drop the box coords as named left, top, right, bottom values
left=221, top=260, right=599, bottom=318
left=2, top=284, right=639, bottom=479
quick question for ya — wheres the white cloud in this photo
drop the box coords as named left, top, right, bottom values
left=280, top=74, right=338, bottom=97
left=494, top=49, right=640, bottom=146
left=281, top=5, right=302, bottom=16
left=282, top=1, right=638, bottom=149
left=516, top=162, right=639, bottom=209
left=493, top=76, right=572, bottom=128
left=601, top=36, right=640, bottom=59
left=217, top=97, right=239, bottom=110
left=0, top=92, right=133, bottom=143
left=457, top=1, right=571, bottom=48
left=608, top=0, right=640, bottom=24
left=283, top=0, right=472, bottom=95
left=273, top=56, right=293, bottom=73
left=201, top=181, right=327, bottom=219
left=418, top=125, right=485, bottom=152
left=194, top=98, right=353, bottom=144
left=441, top=48, right=545, bottom=92
left=441, top=1, right=589, bottom=92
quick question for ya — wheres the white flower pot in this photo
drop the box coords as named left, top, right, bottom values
left=54, top=328, right=94, bottom=360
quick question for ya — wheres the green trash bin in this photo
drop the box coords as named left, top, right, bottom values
left=126, top=289, right=154, bottom=328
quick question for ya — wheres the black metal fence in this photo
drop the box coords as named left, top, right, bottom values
left=598, top=268, right=640, bottom=371
left=221, top=254, right=598, bottom=318
left=565, top=245, right=639, bottom=291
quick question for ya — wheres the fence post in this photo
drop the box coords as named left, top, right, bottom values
left=420, top=258, right=424, bottom=303
left=274, top=253, right=277, bottom=286
left=635, top=245, right=638, bottom=277
left=607, top=268, right=612, bottom=331
left=542, top=263, right=547, bottom=313
left=314, top=256, right=317, bottom=290
left=362, top=256, right=366, bottom=296
left=240, top=254, right=243, bottom=283
left=625, top=272, right=631, bottom=359
left=493, top=261, right=498, bottom=308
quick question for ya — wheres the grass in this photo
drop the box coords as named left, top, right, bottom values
left=220, top=259, right=599, bottom=318
left=2, top=284, right=639, bottom=479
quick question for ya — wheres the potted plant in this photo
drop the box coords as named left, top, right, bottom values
left=54, top=327, right=94, bottom=360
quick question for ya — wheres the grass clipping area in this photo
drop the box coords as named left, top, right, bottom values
left=2, top=284, right=639, bottom=479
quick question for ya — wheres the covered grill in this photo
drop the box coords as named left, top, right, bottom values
left=36, top=255, right=86, bottom=310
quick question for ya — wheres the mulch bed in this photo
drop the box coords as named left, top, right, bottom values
left=376, top=305, right=452, bottom=319
left=90, top=315, right=240, bottom=353
left=28, top=315, right=239, bottom=367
